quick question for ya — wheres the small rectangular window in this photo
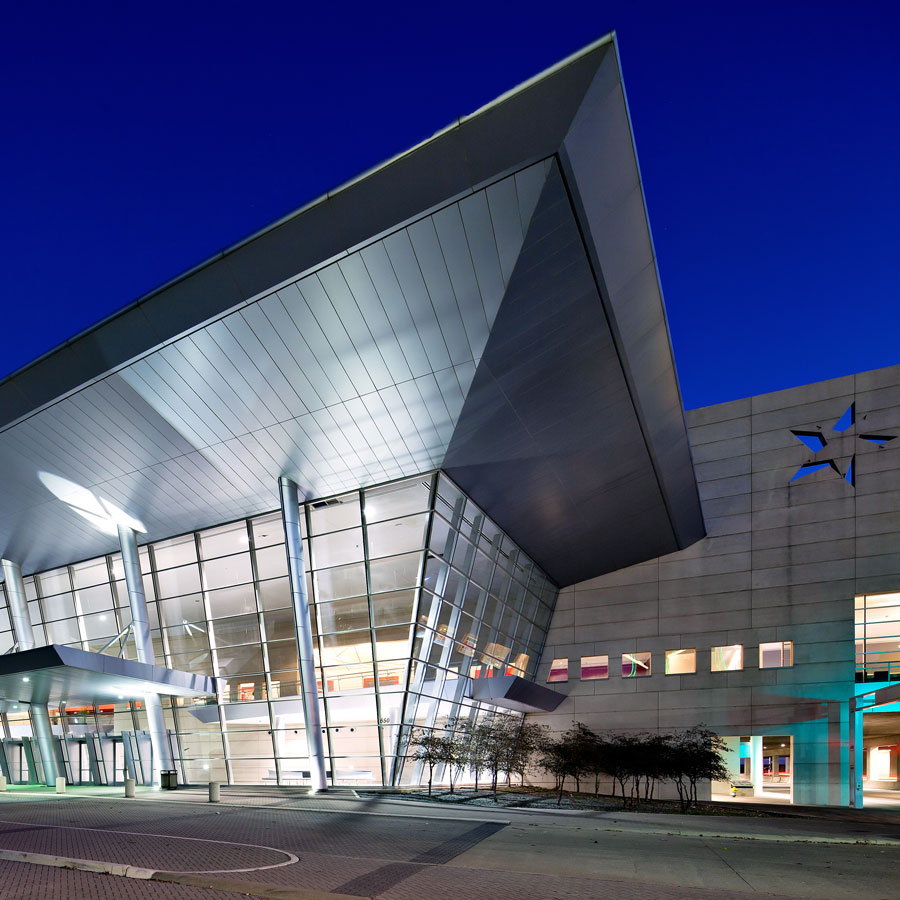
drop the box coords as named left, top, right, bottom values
left=759, top=640, right=793, bottom=668
left=621, top=652, right=651, bottom=678
left=665, top=648, right=696, bottom=675
left=581, top=655, right=608, bottom=680
left=711, top=644, right=743, bottom=671
left=547, top=658, right=569, bottom=683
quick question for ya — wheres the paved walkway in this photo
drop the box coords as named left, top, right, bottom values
left=0, top=786, right=897, bottom=899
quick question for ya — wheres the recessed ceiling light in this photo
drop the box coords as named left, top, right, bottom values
left=22, top=677, right=29, bottom=682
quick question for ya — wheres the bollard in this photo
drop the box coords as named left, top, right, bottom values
left=55, top=776, right=66, bottom=794
left=0, top=775, right=7, bottom=792
left=209, top=781, right=220, bottom=803
left=124, top=778, right=135, bottom=798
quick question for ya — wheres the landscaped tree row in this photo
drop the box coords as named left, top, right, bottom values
left=408, top=716, right=727, bottom=811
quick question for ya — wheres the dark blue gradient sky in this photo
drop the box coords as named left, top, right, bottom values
left=1, top=2, right=897, bottom=408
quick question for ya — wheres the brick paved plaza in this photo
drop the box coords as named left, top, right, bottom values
left=0, top=787, right=897, bottom=899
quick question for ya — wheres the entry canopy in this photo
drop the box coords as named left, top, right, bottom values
left=0, top=645, right=216, bottom=706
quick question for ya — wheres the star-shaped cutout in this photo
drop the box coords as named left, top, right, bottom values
left=790, top=403, right=896, bottom=486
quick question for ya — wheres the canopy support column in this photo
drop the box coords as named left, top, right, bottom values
left=118, top=525, right=172, bottom=787
left=279, top=476, right=327, bottom=792
left=30, top=703, right=59, bottom=785
left=2, top=559, right=34, bottom=650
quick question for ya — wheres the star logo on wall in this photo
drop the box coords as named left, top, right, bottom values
left=790, top=403, right=896, bottom=486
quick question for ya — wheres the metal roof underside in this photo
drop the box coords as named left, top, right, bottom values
left=0, top=36, right=704, bottom=585
left=0, top=645, right=216, bottom=706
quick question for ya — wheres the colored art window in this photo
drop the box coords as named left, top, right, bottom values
left=665, top=648, right=696, bottom=675
left=547, top=658, right=569, bottom=683
left=621, top=652, right=651, bottom=678
left=759, top=641, right=793, bottom=668
left=581, top=655, right=609, bottom=680
left=711, top=644, right=743, bottom=672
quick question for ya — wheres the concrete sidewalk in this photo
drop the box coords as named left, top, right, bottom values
left=0, top=787, right=897, bottom=899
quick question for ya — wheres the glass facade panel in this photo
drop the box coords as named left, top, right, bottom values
left=258, top=577, right=292, bottom=610
left=15, top=471, right=556, bottom=788
left=311, top=529, right=364, bottom=568
left=314, top=564, right=367, bottom=602
left=76, top=582, right=114, bottom=614
left=371, top=590, right=417, bottom=627
left=47, top=618, right=80, bottom=644
left=251, top=512, right=285, bottom=548
left=267, top=640, right=299, bottom=671
left=206, top=584, right=256, bottom=618
left=159, top=594, right=205, bottom=627
left=199, top=521, right=250, bottom=560
left=153, top=535, right=197, bottom=570
left=72, top=558, right=109, bottom=589
left=263, top=608, right=296, bottom=641
left=309, top=494, right=361, bottom=534
left=155, top=564, right=202, bottom=599
left=366, top=514, right=429, bottom=559
left=38, top=568, right=71, bottom=596
left=318, top=596, right=369, bottom=633
left=212, top=614, right=261, bottom=647
left=42, top=592, right=76, bottom=621
left=203, top=553, right=253, bottom=591
left=369, top=553, right=421, bottom=593
left=255, top=544, right=288, bottom=580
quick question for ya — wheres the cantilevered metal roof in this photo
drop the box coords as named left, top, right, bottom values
left=0, top=34, right=704, bottom=585
left=0, top=645, right=215, bottom=706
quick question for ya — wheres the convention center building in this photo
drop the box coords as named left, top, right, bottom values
left=0, top=35, right=896, bottom=807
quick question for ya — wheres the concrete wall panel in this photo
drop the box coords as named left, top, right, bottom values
left=529, top=363, right=900, bottom=807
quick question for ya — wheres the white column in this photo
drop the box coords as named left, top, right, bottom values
left=751, top=735, right=765, bottom=797
left=279, top=476, right=327, bottom=792
left=849, top=698, right=864, bottom=808
left=118, top=525, right=173, bottom=786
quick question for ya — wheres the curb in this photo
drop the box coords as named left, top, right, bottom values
left=0, top=849, right=363, bottom=900
left=0, top=848, right=154, bottom=879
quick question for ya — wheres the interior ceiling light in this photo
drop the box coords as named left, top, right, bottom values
left=39, top=472, right=146, bottom=535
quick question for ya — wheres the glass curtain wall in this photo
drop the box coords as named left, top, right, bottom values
left=856, top=592, right=900, bottom=681
left=0, top=471, right=557, bottom=786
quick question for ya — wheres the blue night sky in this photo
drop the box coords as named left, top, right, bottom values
left=1, top=2, right=896, bottom=409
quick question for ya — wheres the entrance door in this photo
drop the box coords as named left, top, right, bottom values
left=111, top=738, right=125, bottom=785
left=78, top=741, right=91, bottom=784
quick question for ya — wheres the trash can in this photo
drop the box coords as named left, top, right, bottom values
left=160, top=770, right=178, bottom=790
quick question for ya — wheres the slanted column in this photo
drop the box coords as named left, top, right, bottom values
left=279, top=476, right=327, bottom=792
left=30, top=704, right=59, bottom=786
left=2, top=559, right=59, bottom=785
left=118, top=525, right=173, bottom=786
left=2, top=558, right=34, bottom=650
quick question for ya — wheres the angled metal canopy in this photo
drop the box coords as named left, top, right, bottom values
left=0, top=34, right=704, bottom=586
left=0, top=645, right=216, bottom=706
left=470, top=673, right=566, bottom=713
